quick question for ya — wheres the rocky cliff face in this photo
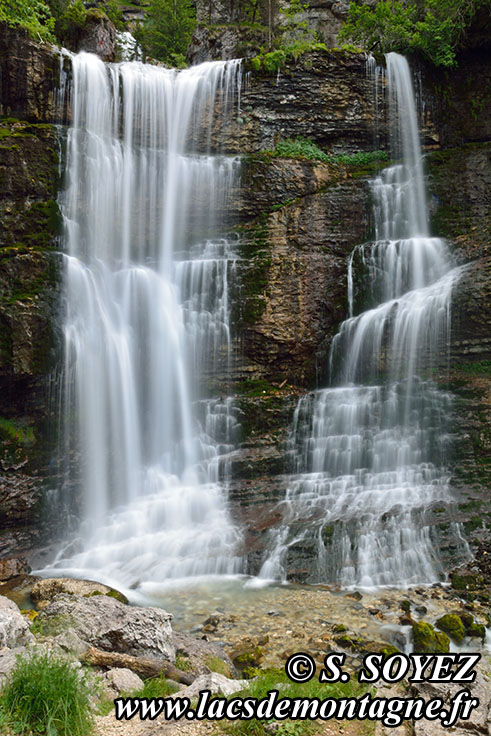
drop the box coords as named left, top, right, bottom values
left=0, top=27, right=61, bottom=557
left=0, top=25, right=489, bottom=577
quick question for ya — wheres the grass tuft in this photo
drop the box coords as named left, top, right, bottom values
left=0, top=650, right=95, bottom=736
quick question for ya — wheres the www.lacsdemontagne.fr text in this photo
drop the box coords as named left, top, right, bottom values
left=115, top=687, right=479, bottom=728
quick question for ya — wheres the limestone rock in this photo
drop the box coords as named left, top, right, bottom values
left=0, top=646, right=25, bottom=687
left=412, top=661, right=491, bottom=736
left=36, top=594, right=175, bottom=660
left=102, top=667, right=144, bottom=698
left=173, top=631, right=235, bottom=677
left=0, top=557, right=30, bottom=581
left=52, top=629, right=90, bottom=658
left=182, top=672, right=248, bottom=699
left=31, top=577, right=128, bottom=609
left=0, top=595, right=34, bottom=648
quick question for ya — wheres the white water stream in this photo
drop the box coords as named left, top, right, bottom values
left=259, top=53, right=469, bottom=587
left=44, top=53, right=245, bottom=591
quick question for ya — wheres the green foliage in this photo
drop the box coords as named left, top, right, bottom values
left=250, top=41, right=328, bottom=72
left=454, top=360, right=491, bottom=375
left=339, top=0, right=487, bottom=67
left=133, top=0, right=195, bottom=65
left=0, top=651, right=94, bottom=736
left=270, top=137, right=388, bottom=168
left=104, top=0, right=125, bottom=30
left=0, top=416, right=35, bottom=445
left=175, top=654, right=193, bottom=672
left=274, top=136, right=331, bottom=161
left=0, top=0, right=55, bottom=42
left=137, top=674, right=179, bottom=699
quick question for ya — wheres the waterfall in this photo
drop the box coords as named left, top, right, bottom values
left=44, top=52, right=244, bottom=591
left=259, top=53, right=469, bottom=587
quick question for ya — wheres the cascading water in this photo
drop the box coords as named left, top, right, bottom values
left=259, top=53, right=469, bottom=587
left=45, top=52, right=244, bottom=591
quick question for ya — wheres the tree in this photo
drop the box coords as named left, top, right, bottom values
left=134, top=0, right=196, bottom=65
left=339, top=0, right=489, bottom=67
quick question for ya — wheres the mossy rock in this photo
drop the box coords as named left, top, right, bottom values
left=467, top=622, right=486, bottom=639
left=334, top=633, right=362, bottom=649
left=412, top=621, right=450, bottom=653
left=333, top=624, right=347, bottom=633
left=204, top=655, right=232, bottom=678
left=229, top=640, right=264, bottom=672
left=31, top=613, right=75, bottom=637
left=450, top=571, right=485, bottom=591
left=435, top=614, right=466, bottom=642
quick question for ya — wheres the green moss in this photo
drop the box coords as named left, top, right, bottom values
left=31, top=614, right=75, bottom=638
left=236, top=378, right=276, bottom=396
left=204, top=655, right=231, bottom=677
left=242, top=666, right=261, bottom=679
left=85, top=588, right=128, bottom=604
left=435, top=614, right=466, bottom=643
left=0, top=417, right=35, bottom=446
left=321, top=524, right=334, bottom=545
left=381, top=645, right=400, bottom=656
left=463, top=517, right=483, bottom=534
left=236, top=646, right=263, bottom=666
left=450, top=571, right=485, bottom=590
left=412, top=621, right=450, bottom=653
left=467, top=622, right=486, bottom=640
left=333, top=624, right=347, bottom=633
left=237, top=220, right=272, bottom=327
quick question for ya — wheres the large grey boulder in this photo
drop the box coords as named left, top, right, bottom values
left=36, top=594, right=175, bottom=660
left=0, top=595, right=34, bottom=648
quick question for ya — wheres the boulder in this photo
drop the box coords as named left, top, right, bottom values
left=102, top=668, right=144, bottom=699
left=173, top=631, right=235, bottom=677
left=0, top=595, right=34, bottom=648
left=413, top=660, right=491, bottom=736
left=31, top=577, right=128, bottom=609
left=0, top=646, right=24, bottom=687
left=35, top=594, right=174, bottom=660
left=182, top=673, right=248, bottom=700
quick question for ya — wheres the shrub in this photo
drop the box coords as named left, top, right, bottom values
left=270, top=137, right=388, bottom=168
left=0, top=650, right=95, bottom=736
left=339, top=0, right=487, bottom=67
left=0, top=0, right=55, bottom=42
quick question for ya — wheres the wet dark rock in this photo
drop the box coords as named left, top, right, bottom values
left=0, top=25, right=58, bottom=123
left=77, top=11, right=117, bottom=61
